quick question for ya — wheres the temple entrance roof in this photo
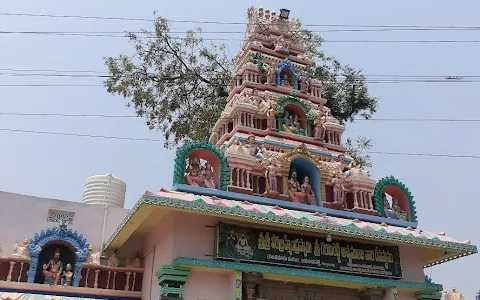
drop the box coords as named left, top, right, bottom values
left=104, top=189, right=477, bottom=268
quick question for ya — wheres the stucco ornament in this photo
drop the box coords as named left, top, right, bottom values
left=26, top=219, right=89, bottom=287
left=372, top=176, right=417, bottom=222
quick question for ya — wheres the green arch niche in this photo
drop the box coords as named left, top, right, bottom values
left=276, top=92, right=313, bottom=136
left=173, top=140, right=231, bottom=191
left=372, top=176, right=418, bottom=223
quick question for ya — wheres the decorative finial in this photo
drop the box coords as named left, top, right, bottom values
left=258, top=7, right=264, bottom=18
left=265, top=9, right=270, bottom=20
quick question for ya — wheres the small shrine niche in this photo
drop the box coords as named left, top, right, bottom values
left=286, top=158, right=320, bottom=206
left=373, top=176, right=417, bottom=222
left=184, top=150, right=220, bottom=190
left=34, top=243, right=75, bottom=285
left=281, top=104, right=307, bottom=136
left=279, top=68, right=295, bottom=87
left=382, top=187, right=409, bottom=221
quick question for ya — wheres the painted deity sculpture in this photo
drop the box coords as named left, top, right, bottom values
left=267, top=100, right=277, bottom=130
left=266, top=65, right=276, bottom=84
left=332, top=172, right=345, bottom=205
left=12, top=239, right=29, bottom=258
left=184, top=155, right=205, bottom=187
left=126, top=253, right=142, bottom=268
left=300, top=176, right=317, bottom=205
left=42, top=248, right=63, bottom=286
left=61, top=263, right=73, bottom=286
left=265, top=158, right=278, bottom=192
left=313, top=111, right=326, bottom=140
left=203, top=162, right=216, bottom=189
left=392, top=198, right=407, bottom=221
left=107, top=252, right=119, bottom=267
left=282, top=112, right=303, bottom=135
left=382, top=193, right=397, bottom=219
left=85, top=246, right=101, bottom=264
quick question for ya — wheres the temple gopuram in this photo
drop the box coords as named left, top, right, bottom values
left=0, top=6, right=477, bottom=300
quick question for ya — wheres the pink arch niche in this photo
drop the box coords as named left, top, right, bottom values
left=188, top=149, right=221, bottom=189
left=284, top=104, right=307, bottom=129
left=383, top=185, right=411, bottom=221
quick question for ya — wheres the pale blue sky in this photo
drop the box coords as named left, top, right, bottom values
left=0, top=0, right=478, bottom=298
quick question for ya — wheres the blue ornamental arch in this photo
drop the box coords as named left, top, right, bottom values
left=27, top=220, right=89, bottom=287
left=276, top=59, right=299, bottom=90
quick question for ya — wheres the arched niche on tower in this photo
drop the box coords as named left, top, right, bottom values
left=173, top=141, right=231, bottom=191
left=276, top=92, right=313, bottom=136
left=288, top=157, right=321, bottom=205
left=275, top=59, right=299, bottom=89
left=372, top=176, right=418, bottom=223
left=26, top=220, right=89, bottom=287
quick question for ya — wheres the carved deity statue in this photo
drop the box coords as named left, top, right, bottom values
left=300, top=176, right=317, bottom=205
left=244, top=134, right=258, bottom=157
left=282, top=112, right=300, bottom=134
left=203, top=162, right=216, bottom=189
left=184, top=155, right=205, bottom=187
left=267, top=99, right=277, bottom=130
left=274, top=35, right=289, bottom=53
left=264, top=158, right=278, bottom=192
left=287, top=170, right=301, bottom=203
left=392, top=198, right=407, bottom=221
left=332, top=172, right=345, bottom=205
left=107, top=252, right=119, bottom=267
left=42, top=248, right=63, bottom=286
left=12, top=239, right=29, bottom=258
left=313, top=111, right=326, bottom=140
left=126, top=253, right=143, bottom=269
left=266, top=65, right=276, bottom=84
left=85, top=245, right=100, bottom=264
left=382, top=193, right=397, bottom=219
left=61, top=263, right=73, bottom=286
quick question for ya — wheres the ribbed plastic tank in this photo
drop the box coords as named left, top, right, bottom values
left=81, top=174, right=127, bottom=208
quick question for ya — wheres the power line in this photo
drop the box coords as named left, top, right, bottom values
left=0, top=127, right=478, bottom=159
left=1, top=12, right=480, bottom=31
left=2, top=68, right=480, bottom=80
left=1, top=112, right=480, bottom=123
left=2, top=31, right=480, bottom=43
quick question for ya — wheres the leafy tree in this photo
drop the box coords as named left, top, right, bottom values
left=344, top=136, right=373, bottom=169
left=104, top=17, right=377, bottom=165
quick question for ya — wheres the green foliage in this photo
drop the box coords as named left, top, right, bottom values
left=104, top=18, right=233, bottom=148
left=343, top=136, right=373, bottom=169
left=104, top=18, right=378, bottom=154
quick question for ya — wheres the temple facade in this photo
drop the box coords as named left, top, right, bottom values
left=0, top=6, right=477, bottom=300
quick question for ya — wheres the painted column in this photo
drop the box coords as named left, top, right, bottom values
left=353, top=190, right=359, bottom=208
left=234, top=270, right=242, bottom=300
left=367, top=192, right=374, bottom=209
left=246, top=170, right=251, bottom=190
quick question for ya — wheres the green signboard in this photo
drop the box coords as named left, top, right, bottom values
left=215, top=223, right=403, bottom=279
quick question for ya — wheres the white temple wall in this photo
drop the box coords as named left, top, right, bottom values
left=0, top=191, right=129, bottom=255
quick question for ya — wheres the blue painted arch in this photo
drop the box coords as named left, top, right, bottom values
left=290, top=158, right=322, bottom=206
left=27, top=220, right=89, bottom=287
left=276, top=59, right=299, bottom=90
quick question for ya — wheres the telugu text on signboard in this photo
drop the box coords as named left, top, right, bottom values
left=215, top=223, right=403, bottom=279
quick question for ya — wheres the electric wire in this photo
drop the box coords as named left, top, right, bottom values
left=0, top=127, right=478, bottom=159
left=2, top=30, right=480, bottom=43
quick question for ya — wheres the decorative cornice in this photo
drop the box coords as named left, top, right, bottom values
left=104, top=192, right=477, bottom=260
left=173, top=257, right=443, bottom=291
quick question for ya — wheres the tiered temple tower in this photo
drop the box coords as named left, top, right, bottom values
left=207, top=6, right=383, bottom=218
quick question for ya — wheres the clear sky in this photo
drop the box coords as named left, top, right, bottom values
left=0, top=0, right=479, bottom=298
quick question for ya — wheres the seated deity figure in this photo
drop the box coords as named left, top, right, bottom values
left=184, top=155, right=205, bottom=187
left=203, top=162, right=216, bottom=189
left=300, top=176, right=317, bottom=205
left=61, top=263, right=73, bottom=286
left=42, top=248, right=63, bottom=286
left=332, top=172, right=345, bottom=205
left=235, top=233, right=253, bottom=257
left=292, top=115, right=305, bottom=135
left=244, top=134, right=257, bottom=156
left=282, top=112, right=296, bottom=134
left=392, top=198, right=407, bottom=221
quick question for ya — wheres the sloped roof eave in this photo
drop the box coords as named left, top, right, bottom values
left=104, top=190, right=477, bottom=260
